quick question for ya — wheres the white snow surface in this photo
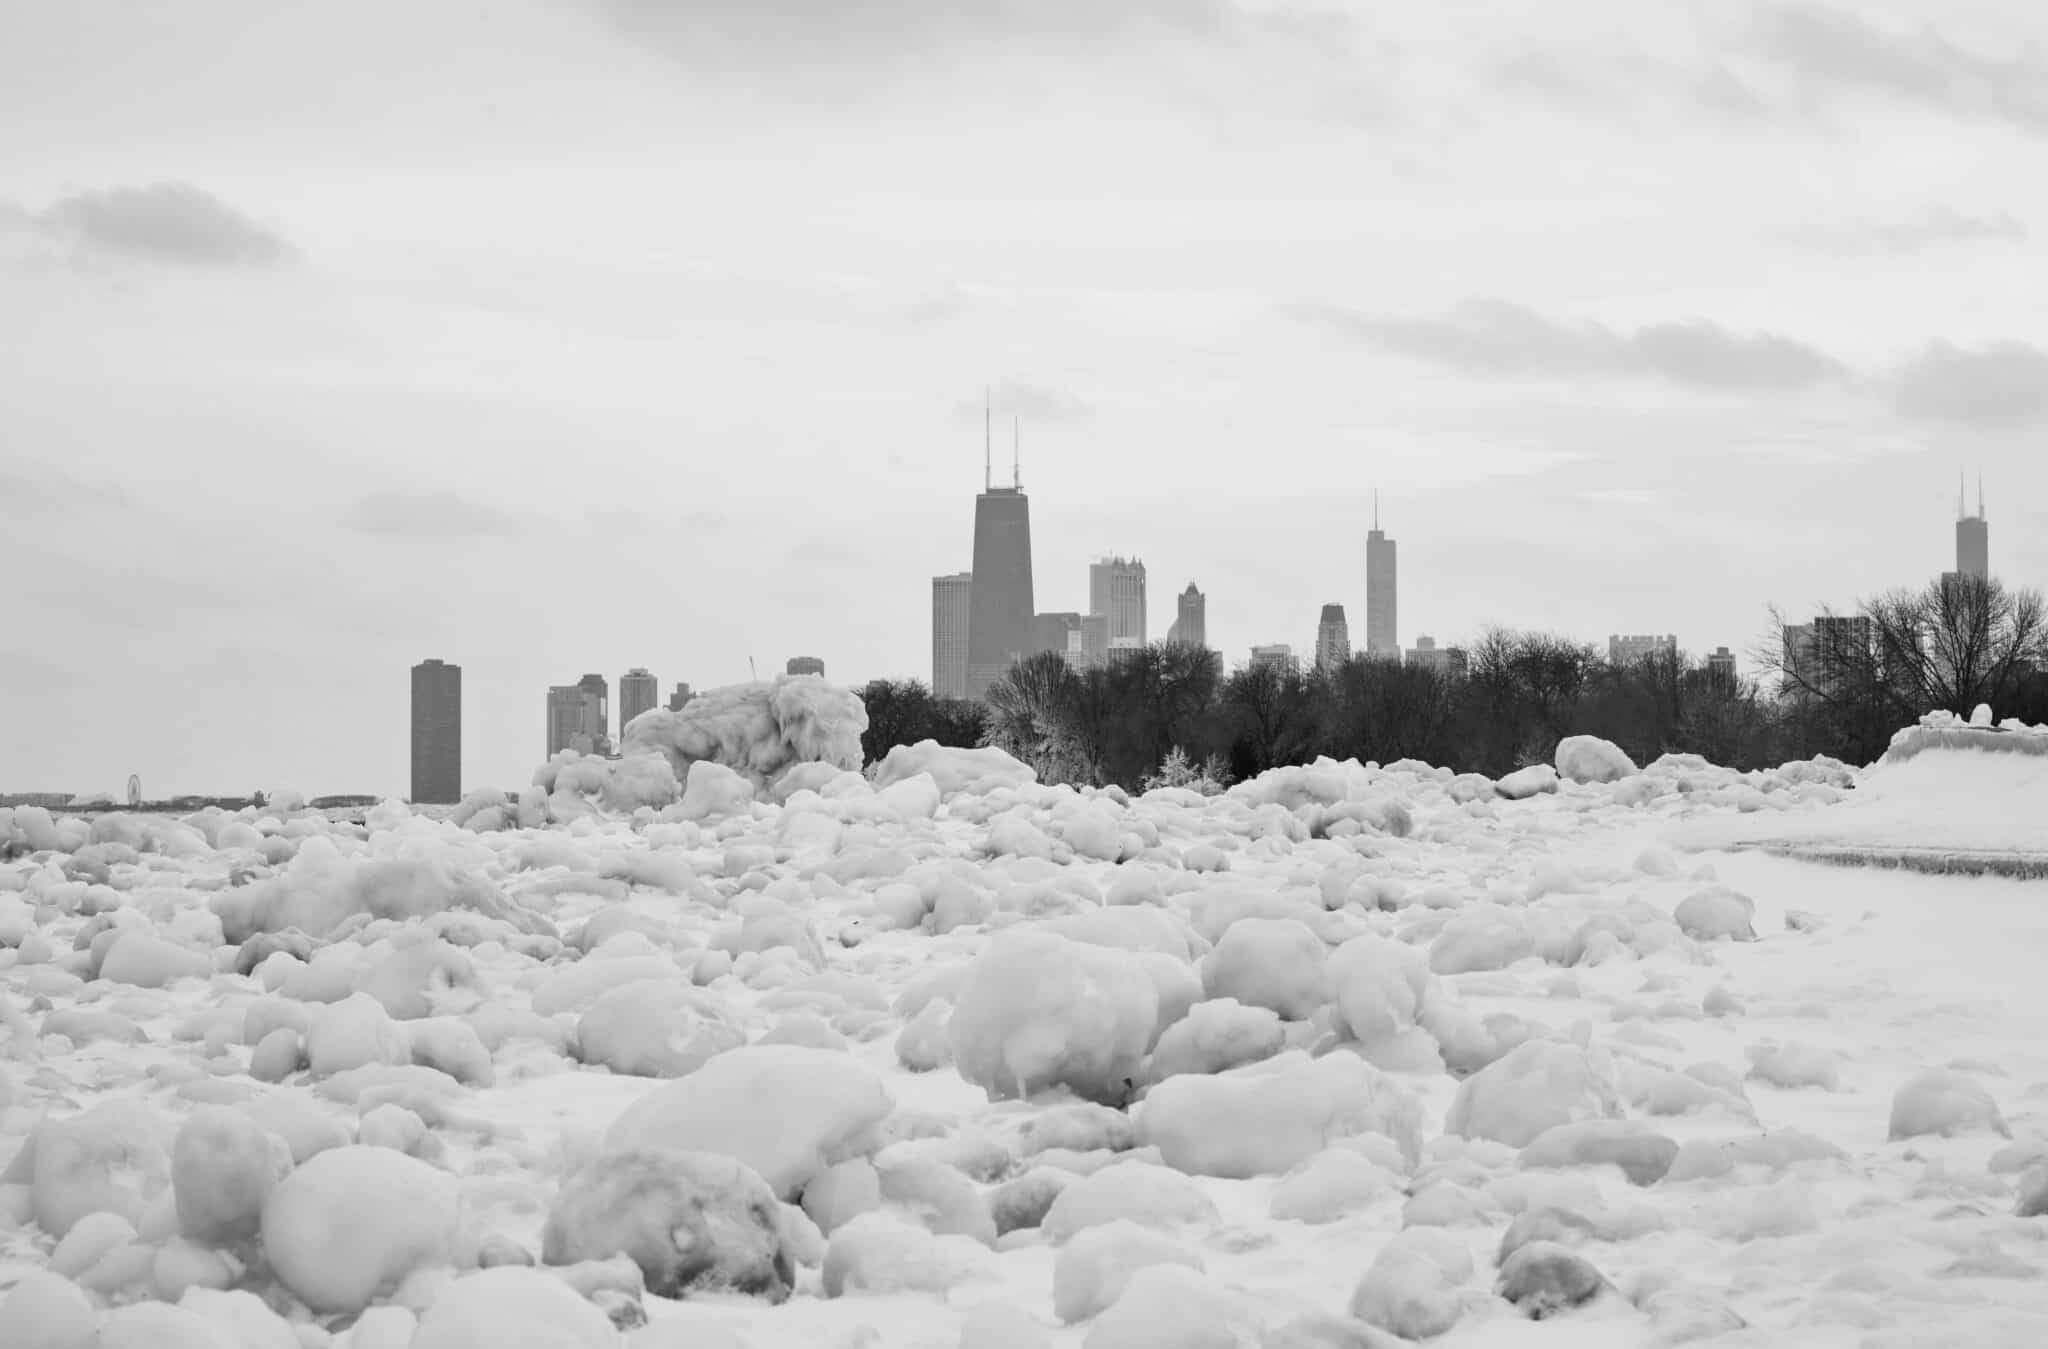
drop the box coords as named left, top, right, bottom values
left=4, top=735, right=2048, bottom=1347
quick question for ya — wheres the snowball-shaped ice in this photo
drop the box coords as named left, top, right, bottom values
left=575, top=981, right=745, bottom=1079
left=619, top=675, right=867, bottom=793
left=948, top=930, right=1160, bottom=1107
left=1672, top=887, right=1756, bottom=942
left=1887, top=1069, right=2010, bottom=1141
left=958, top=1301, right=1054, bottom=1349
left=1081, top=1263, right=1253, bottom=1349
left=1269, top=1146, right=1400, bottom=1224
left=869, top=741, right=1036, bottom=797
left=675, top=760, right=758, bottom=823
left=1496, top=1240, right=1609, bottom=1319
left=543, top=1149, right=793, bottom=1302
left=1495, top=764, right=1560, bottom=800
left=1144, top=998, right=1285, bottom=1082
left=1199, top=918, right=1328, bottom=1020
left=91, top=1301, right=236, bottom=1349
left=1040, top=1163, right=1220, bottom=1243
left=804, top=1157, right=883, bottom=1234
left=98, top=931, right=213, bottom=988
left=1138, top=1051, right=1423, bottom=1177
left=0, top=1269, right=97, bottom=1349
left=259, top=1145, right=464, bottom=1314
left=305, top=993, right=410, bottom=1078
left=1518, top=1119, right=1679, bottom=1187
left=601, top=1044, right=893, bottom=1200
left=1052, top=1219, right=1203, bottom=1324
left=1554, top=736, right=1638, bottom=785
left=172, top=1106, right=293, bottom=1246
left=1324, top=933, right=1436, bottom=1047
left=878, top=1154, right=997, bottom=1245
left=821, top=1210, right=996, bottom=1297
left=411, top=1267, right=618, bottom=1349
left=31, top=1099, right=173, bottom=1239
left=1429, top=908, right=1533, bottom=975
left=1445, top=1040, right=1621, bottom=1148
left=1349, top=1227, right=1474, bottom=1340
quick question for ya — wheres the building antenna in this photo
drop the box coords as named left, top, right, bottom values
left=748, top=656, right=757, bottom=682
left=1012, top=415, right=1021, bottom=490
left=984, top=388, right=992, bottom=493
left=1958, top=471, right=1966, bottom=520
left=1979, top=473, right=1985, bottom=519
left=1373, top=488, right=1380, bottom=531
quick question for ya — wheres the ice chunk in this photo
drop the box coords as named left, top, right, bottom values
left=1672, top=887, right=1756, bottom=942
left=1138, top=1051, right=1423, bottom=1177
left=1144, top=998, right=1285, bottom=1082
left=1553, top=736, right=1637, bottom=785
left=412, top=1267, right=618, bottom=1349
left=259, top=1145, right=464, bottom=1314
left=1495, top=765, right=1559, bottom=800
left=601, top=1044, right=893, bottom=1200
left=543, top=1149, right=793, bottom=1302
left=1200, top=918, right=1328, bottom=1020
left=1888, top=1069, right=2010, bottom=1141
left=1081, top=1263, right=1254, bottom=1349
left=1040, top=1163, right=1219, bottom=1243
left=1349, top=1227, right=1474, bottom=1340
left=1496, top=1240, right=1609, bottom=1319
left=30, top=1099, right=173, bottom=1238
left=1269, top=1147, right=1399, bottom=1224
left=821, top=1210, right=996, bottom=1297
left=948, top=930, right=1159, bottom=1106
left=1518, top=1120, right=1678, bottom=1186
left=869, top=741, right=1036, bottom=796
left=97, top=931, right=213, bottom=988
left=305, top=992, right=410, bottom=1078
left=574, top=981, right=744, bottom=1078
left=1445, top=1040, right=1621, bottom=1148
left=1053, top=1219, right=1203, bottom=1324
left=0, top=1270, right=97, bottom=1349
left=619, top=675, right=868, bottom=793
left=172, top=1106, right=293, bottom=1246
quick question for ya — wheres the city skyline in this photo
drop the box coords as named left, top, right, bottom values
left=10, top=2, right=2048, bottom=794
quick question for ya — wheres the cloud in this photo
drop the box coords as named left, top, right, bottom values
left=1879, top=206, right=2028, bottom=249
left=38, top=182, right=290, bottom=266
left=1306, top=298, right=1847, bottom=392
left=1752, top=3, right=2048, bottom=130
left=346, top=490, right=530, bottom=538
left=1888, top=340, right=2048, bottom=427
left=989, top=381, right=1092, bottom=422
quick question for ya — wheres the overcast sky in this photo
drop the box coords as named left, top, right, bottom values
left=5, top=0, right=2046, bottom=797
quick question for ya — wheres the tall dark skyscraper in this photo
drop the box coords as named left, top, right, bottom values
left=409, top=659, right=461, bottom=804
left=619, top=667, right=659, bottom=733
left=1956, top=476, right=1989, bottom=580
left=1167, top=582, right=1206, bottom=649
left=1366, top=492, right=1398, bottom=660
left=966, top=408, right=1035, bottom=699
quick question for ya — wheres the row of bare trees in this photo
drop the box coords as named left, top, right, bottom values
left=858, top=574, right=2048, bottom=789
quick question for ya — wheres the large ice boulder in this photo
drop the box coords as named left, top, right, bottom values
left=601, top=1045, right=893, bottom=1199
left=1672, top=887, right=1756, bottom=942
left=1887, top=1069, right=2010, bottom=1141
left=869, top=741, right=1037, bottom=796
left=574, top=982, right=745, bottom=1078
left=1144, top=999, right=1286, bottom=1082
left=1495, top=765, right=1560, bottom=801
left=948, top=930, right=1160, bottom=1106
left=28, top=1099, right=174, bottom=1239
left=1350, top=1227, right=1476, bottom=1340
left=172, top=1106, right=294, bottom=1247
left=212, top=839, right=544, bottom=943
left=1137, top=1051, right=1424, bottom=1177
left=1082, top=1264, right=1257, bottom=1349
left=1041, top=1163, right=1220, bottom=1243
left=1052, top=1220, right=1204, bottom=1324
left=1199, top=918, right=1328, bottom=1020
left=1554, top=736, right=1638, bottom=785
left=259, top=1146, right=465, bottom=1314
left=0, top=1270, right=97, bottom=1349
left=618, top=675, right=868, bottom=793
left=1445, top=1040, right=1621, bottom=1148
left=411, top=1267, right=617, bottom=1349
left=543, top=1150, right=794, bottom=1302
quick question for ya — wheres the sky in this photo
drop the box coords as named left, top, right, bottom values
left=4, top=0, right=2047, bottom=797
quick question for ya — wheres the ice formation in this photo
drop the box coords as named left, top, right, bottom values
left=2, top=725, right=2045, bottom=1346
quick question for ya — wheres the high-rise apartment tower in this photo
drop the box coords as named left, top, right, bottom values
left=409, top=659, right=461, bottom=805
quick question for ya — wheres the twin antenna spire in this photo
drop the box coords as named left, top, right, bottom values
left=983, top=388, right=1020, bottom=492
left=1959, top=472, right=1987, bottom=520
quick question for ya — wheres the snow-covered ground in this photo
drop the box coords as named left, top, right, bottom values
left=4, top=718, right=2048, bottom=1349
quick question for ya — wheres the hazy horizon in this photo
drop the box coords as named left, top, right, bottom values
left=6, top=0, right=2046, bottom=797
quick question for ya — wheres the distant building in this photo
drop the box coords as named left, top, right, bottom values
left=786, top=657, right=825, bottom=677
left=1783, top=616, right=1870, bottom=697
left=1166, top=583, right=1206, bottom=649
left=1250, top=643, right=1298, bottom=675
left=547, top=674, right=611, bottom=758
left=1405, top=635, right=1467, bottom=679
left=967, top=473, right=1035, bottom=701
left=1706, top=647, right=1737, bottom=685
left=1033, top=611, right=1082, bottom=661
left=1366, top=500, right=1397, bottom=659
left=1955, top=476, right=1989, bottom=580
left=409, top=659, right=461, bottom=805
left=1089, top=556, right=1147, bottom=650
left=667, top=682, right=696, bottom=712
left=932, top=571, right=972, bottom=700
left=1609, top=633, right=1678, bottom=666
left=1063, top=626, right=1090, bottom=671
left=1080, top=613, right=1111, bottom=668
left=1315, top=603, right=1350, bottom=673
left=619, top=667, right=659, bottom=734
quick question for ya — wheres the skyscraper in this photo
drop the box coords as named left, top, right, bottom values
left=1033, top=612, right=1082, bottom=659
left=1250, top=644, right=1298, bottom=674
left=409, top=659, right=460, bottom=805
left=966, top=411, right=1035, bottom=700
left=619, top=668, right=659, bottom=734
left=1365, top=497, right=1397, bottom=659
left=1315, top=603, right=1350, bottom=673
left=667, top=682, right=696, bottom=712
left=1707, top=647, right=1737, bottom=686
left=547, top=675, right=611, bottom=758
left=1956, top=476, right=1989, bottom=579
left=932, top=571, right=972, bottom=700
left=1608, top=634, right=1678, bottom=666
left=1166, top=583, right=1206, bottom=649
left=1405, top=636, right=1467, bottom=679
left=1089, top=556, right=1147, bottom=650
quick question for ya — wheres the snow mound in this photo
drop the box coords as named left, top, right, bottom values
left=1554, top=736, right=1638, bottom=785
left=28, top=1099, right=173, bottom=1239
left=1349, top=1227, right=1474, bottom=1340
left=412, top=1267, right=618, bottom=1349
left=1052, top=1219, right=1203, bottom=1324
left=1445, top=1040, right=1621, bottom=1148
left=948, top=930, right=1160, bottom=1106
left=543, top=1149, right=794, bottom=1302
left=618, top=675, right=868, bottom=793
left=259, top=1145, right=465, bottom=1314
left=1138, top=1051, right=1423, bottom=1177
left=870, top=741, right=1037, bottom=796
left=601, top=1044, right=893, bottom=1199
left=1887, top=1069, right=2010, bottom=1141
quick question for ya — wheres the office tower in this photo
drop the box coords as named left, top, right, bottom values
left=1080, top=613, right=1110, bottom=668
left=967, top=409, right=1035, bottom=700
left=547, top=675, right=611, bottom=758
left=619, top=667, right=659, bottom=734
left=1783, top=616, right=1869, bottom=697
left=409, top=659, right=461, bottom=805
left=1315, top=604, right=1350, bottom=673
left=1088, top=556, right=1148, bottom=652
left=1166, top=582, right=1206, bottom=648
left=1249, top=644, right=1297, bottom=674
left=786, top=657, right=826, bottom=677
left=1707, top=647, right=1737, bottom=685
left=1033, top=612, right=1082, bottom=660
left=1365, top=495, right=1397, bottom=659
left=1609, top=633, right=1678, bottom=666
left=1405, top=635, right=1467, bottom=679
left=1956, top=476, right=1989, bottom=580
left=932, top=572, right=972, bottom=700
left=667, top=682, right=696, bottom=712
